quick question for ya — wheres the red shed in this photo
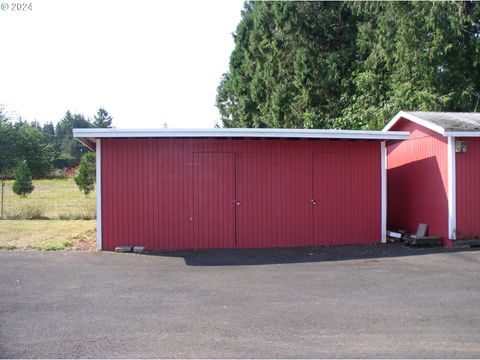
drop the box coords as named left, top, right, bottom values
left=73, top=128, right=408, bottom=251
left=384, top=111, right=480, bottom=247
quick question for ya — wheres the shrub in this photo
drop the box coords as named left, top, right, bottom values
left=7, top=204, right=46, bottom=220
left=12, top=160, right=34, bottom=197
left=74, top=152, right=95, bottom=196
left=58, top=202, right=96, bottom=220
left=46, top=169, right=69, bottom=179
left=59, top=213, right=95, bottom=220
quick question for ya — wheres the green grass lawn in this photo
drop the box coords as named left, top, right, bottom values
left=0, top=179, right=97, bottom=251
left=0, top=220, right=96, bottom=251
left=2, top=178, right=96, bottom=220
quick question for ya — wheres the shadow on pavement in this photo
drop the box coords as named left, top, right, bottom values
left=138, top=243, right=480, bottom=266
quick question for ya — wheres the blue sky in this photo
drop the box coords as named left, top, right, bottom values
left=0, top=0, right=244, bottom=128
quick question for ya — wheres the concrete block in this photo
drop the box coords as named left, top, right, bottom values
left=133, top=246, right=146, bottom=253
left=115, top=246, right=133, bottom=253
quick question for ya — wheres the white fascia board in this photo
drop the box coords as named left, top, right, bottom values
left=96, top=139, right=102, bottom=250
left=447, top=136, right=456, bottom=240
left=383, top=111, right=446, bottom=136
left=383, top=112, right=405, bottom=132
left=445, top=131, right=480, bottom=137
left=73, top=128, right=409, bottom=141
left=381, top=141, right=387, bottom=243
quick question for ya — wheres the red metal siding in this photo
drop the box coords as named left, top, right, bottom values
left=236, top=153, right=276, bottom=248
left=386, top=119, right=449, bottom=243
left=456, top=137, right=480, bottom=239
left=193, top=153, right=236, bottom=248
left=101, top=139, right=381, bottom=250
left=313, top=149, right=380, bottom=245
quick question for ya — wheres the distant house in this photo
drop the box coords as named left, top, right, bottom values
left=65, top=164, right=79, bottom=176
left=384, top=111, right=480, bottom=247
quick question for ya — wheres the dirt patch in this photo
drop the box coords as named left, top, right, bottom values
left=68, top=228, right=96, bottom=251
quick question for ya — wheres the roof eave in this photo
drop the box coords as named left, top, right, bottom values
left=445, top=131, right=480, bottom=137
left=72, top=128, right=409, bottom=141
left=383, top=111, right=446, bottom=136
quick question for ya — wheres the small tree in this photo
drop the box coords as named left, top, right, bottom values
left=74, top=152, right=96, bottom=196
left=92, top=108, right=113, bottom=128
left=12, top=160, right=34, bottom=197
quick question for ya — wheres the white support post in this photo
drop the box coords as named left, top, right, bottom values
left=96, top=139, right=102, bottom=250
left=447, top=136, right=456, bottom=240
left=381, top=141, right=387, bottom=243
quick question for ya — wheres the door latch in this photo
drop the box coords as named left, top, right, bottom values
left=310, top=199, right=317, bottom=205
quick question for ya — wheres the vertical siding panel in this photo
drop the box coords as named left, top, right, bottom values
left=101, top=140, right=109, bottom=250
left=114, top=140, right=121, bottom=249
left=149, top=140, right=154, bottom=250
left=104, top=140, right=111, bottom=250
left=147, top=140, right=152, bottom=250
left=120, top=140, right=126, bottom=248
left=456, top=137, right=480, bottom=238
left=138, top=141, right=144, bottom=247
left=160, top=141, right=166, bottom=248
left=193, top=152, right=235, bottom=249
left=134, top=141, right=140, bottom=247
left=168, top=141, right=174, bottom=249
left=312, top=142, right=380, bottom=246
left=108, top=140, right=114, bottom=250
left=155, top=141, right=160, bottom=248
left=100, top=140, right=107, bottom=250
left=144, top=141, right=149, bottom=250
left=128, top=140, right=134, bottom=244
left=124, top=139, right=130, bottom=246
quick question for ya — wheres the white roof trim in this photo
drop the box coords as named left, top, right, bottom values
left=445, top=131, right=480, bottom=137
left=73, top=128, right=409, bottom=146
left=383, top=111, right=446, bottom=135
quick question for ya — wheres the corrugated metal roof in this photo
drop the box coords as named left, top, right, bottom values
left=384, top=111, right=480, bottom=136
left=73, top=128, right=410, bottom=150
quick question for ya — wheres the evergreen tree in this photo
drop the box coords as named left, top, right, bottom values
left=55, top=111, right=92, bottom=165
left=217, top=2, right=359, bottom=129
left=0, top=108, right=15, bottom=178
left=13, top=123, right=53, bottom=178
left=41, top=122, right=55, bottom=142
left=12, top=160, right=34, bottom=197
left=93, top=107, right=113, bottom=128
left=74, top=152, right=96, bottom=196
left=218, top=1, right=480, bottom=130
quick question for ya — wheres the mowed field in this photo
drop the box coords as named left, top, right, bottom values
left=2, top=178, right=95, bottom=219
left=0, top=178, right=96, bottom=251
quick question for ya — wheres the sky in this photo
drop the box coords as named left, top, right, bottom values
left=0, top=0, right=244, bottom=128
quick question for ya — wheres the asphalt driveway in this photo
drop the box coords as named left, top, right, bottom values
left=1, top=244, right=480, bottom=358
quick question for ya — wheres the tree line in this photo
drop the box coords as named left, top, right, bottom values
left=217, top=1, right=480, bottom=130
left=0, top=107, right=112, bottom=179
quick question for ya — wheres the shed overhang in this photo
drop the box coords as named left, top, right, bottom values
left=73, top=128, right=409, bottom=151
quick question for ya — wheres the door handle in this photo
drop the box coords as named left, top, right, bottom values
left=233, top=200, right=240, bottom=206
left=310, top=199, right=317, bottom=205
